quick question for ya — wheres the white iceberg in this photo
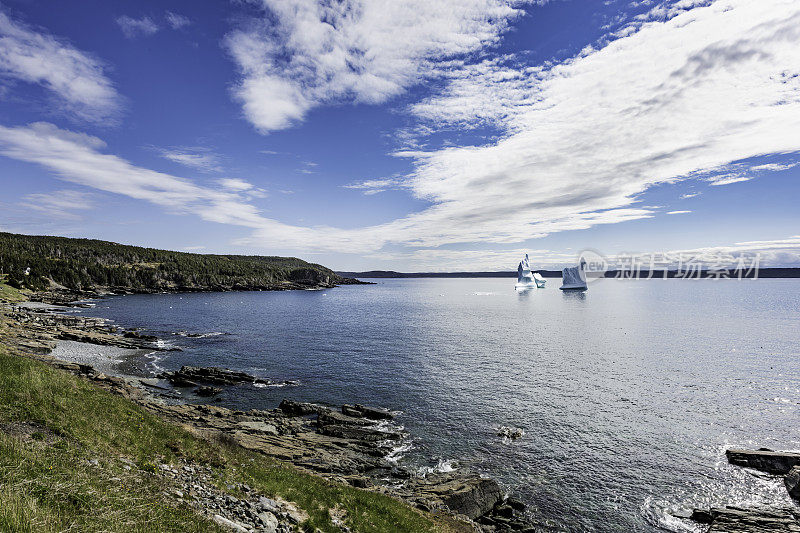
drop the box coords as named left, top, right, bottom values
left=516, top=254, right=546, bottom=289
left=559, top=259, right=588, bottom=291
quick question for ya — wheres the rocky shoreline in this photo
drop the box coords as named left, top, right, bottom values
left=0, top=289, right=533, bottom=532
left=678, top=449, right=800, bottom=532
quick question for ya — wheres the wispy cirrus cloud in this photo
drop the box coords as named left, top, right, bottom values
left=116, top=15, right=159, bottom=39
left=224, top=0, right=535, bottom=132
left=703, top=158, right=799, bottom=186
left=19, top=189, right=94, bottom=220
left=0, top=11, right=121, bottom=123
left=0, top=122, right=277, bottom=231
left=157, top=147, right=222, bottom=172
left=218, top=178, right=268, bottom=198
left=343, top=177, right=404, bottom=195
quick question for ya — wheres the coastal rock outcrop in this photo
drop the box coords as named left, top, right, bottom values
left=5, top=305, right=171, bottom=351
left=158, top=366, right=297, bottom=388
left=412, top=474, right=503, bottom=519
left=279, top=399, right=322, bottom=417
left=690, top=506, right=800, bottom=532
left=287, top=267, right=333, bottom=286
left=687, top=449, right=800, bottom=531
left=726, top=448, right=800, bottom=475
left=341, top=404, right=394, bottom=420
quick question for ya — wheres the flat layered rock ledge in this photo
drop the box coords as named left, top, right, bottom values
left=688, top=507, right=800, bottom=533
left=0, top=294, right=533, bottom=532
left=686, top=449, right=800, bottom=532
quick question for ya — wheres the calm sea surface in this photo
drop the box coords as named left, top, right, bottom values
left=81, top=278, right=800, bottom=532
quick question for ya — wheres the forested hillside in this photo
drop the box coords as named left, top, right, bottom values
left=0, top=232, right=351, bottom=292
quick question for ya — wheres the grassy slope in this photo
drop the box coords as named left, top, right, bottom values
left=0, top=284, right=450, bottom=533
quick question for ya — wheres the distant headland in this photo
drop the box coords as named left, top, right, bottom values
left=0, top=232, right=362, bottom=294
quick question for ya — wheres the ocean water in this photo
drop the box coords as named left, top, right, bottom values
left=80, top=278, right=800, bottom=532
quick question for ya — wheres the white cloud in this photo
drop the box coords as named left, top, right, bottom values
left=297, top=161, right=318, bottom=174
left=343, top=178, right=403, bottom=195
left=750, top=162, right=799, bottom=172
left=666, top=210, right=691, bottom=214
left=2, top=122, right=798, bottom=270
left=224, top=0, right=533, bottom=132
left=611, top=235, right=800, bottom=269
left=165, top=11, right=191, bottom=30
left=680, top=192, right=701, bottom=199
left=0, top=123, right=281, bottom=232
left=0, top=11, right=121, bottom=123
left=19, top=189, right=93, bottom=219
left=219, top=178, right=269, bottom=199
left=704, top=158, right=799, bottom=185
left=0, top=122, right=275, bottom=230
left=218, top=178, right=253, bottom=191
left=707, top=173, right=751, bottom=186
left=363, top=235, right=800, bottom=270
left=362, top=0, right=800, bottom=247
left=226, top=0, right=800, bottom=262
left=158, top=147, right=222, bottom=172
left=116, top=16, right=159, bottom=39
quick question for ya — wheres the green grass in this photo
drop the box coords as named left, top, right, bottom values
left=0, top=279, right=27, bottom=303
left=0, top=345, right=450, bottom=532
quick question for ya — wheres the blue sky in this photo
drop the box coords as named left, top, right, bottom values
left=0, top=0, right=799, bottom=271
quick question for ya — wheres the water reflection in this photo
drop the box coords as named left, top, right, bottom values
left=561, top=290, right=587, bottom=301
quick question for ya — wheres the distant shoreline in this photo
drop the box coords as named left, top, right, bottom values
left=336, top=267, right=800, bottom=279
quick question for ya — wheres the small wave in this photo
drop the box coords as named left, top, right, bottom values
left=154, top=339, right=178, bottom=350
left=173, top=330, right=228, bottom=338
left=417, top=458, right=458, bottom=476
left=253, top=380, right=300, bottom=388
left=373, top=420, right=404, bottom=433
left=640, top=496, right=700, bottom=533
left=385, top=442, right=414, bottom=465
left=144, top=351, right=167, bottom=374
left=473, top=292, right=496, bottom=296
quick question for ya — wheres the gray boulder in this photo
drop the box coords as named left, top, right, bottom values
left=412, top=474, right=503, bottom=520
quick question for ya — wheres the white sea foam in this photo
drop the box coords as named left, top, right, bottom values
left=385, top=442, right=414, bottom=465
left=416, top=458, right=458, bottom=476
left=640, top=496, right=701, bottom=533
left=154, top=339, right=177, bottom=350
left=144, top=351, right=167, bottom=374
left=174, top=331, right=228, bottom=338
left=253, top=380, right=299, bottom=388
